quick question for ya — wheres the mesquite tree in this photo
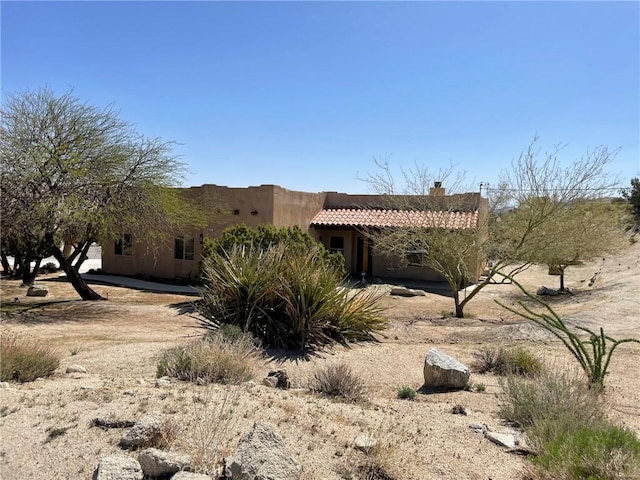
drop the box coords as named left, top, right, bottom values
left=365, top=138, right=621, bottom=317
left=0, top=87, right=200, bottom=299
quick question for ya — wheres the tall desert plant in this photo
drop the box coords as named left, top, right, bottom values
left=496, top=275, right=639, bottom=388
left=196, top=243, right=386, bottom=351
left=0, top=331, right=61, bottom=382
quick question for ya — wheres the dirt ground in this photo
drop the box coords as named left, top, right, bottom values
left=1, top=242, right=639, bottom=480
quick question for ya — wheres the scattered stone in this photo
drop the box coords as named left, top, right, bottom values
left=451, top=404, right=467, bottom=415
left=468, top=423, right=488, bottom=433
left=0, top=382, right=10, bottom=389
left=95, top=454, right=143, bottom=480
left=123, top=390, right=135, bottom=396
left=227, top=421, right=302, bottom=480
left=120, top=412, right=164, bottom=448
left=66, top=365, right=88, bottom=374
left=138, top=379, right=147, bottom=386
left=262, top=376, right=279, bottom=388
left=265, top=370, right=291, bottom=389
left=92, top=418, right=136, bottom=429
left=423, top=348, right=470, bottom=390
left=485, top=431, right=518, bottom=449
left=536, top=286, right=559, bottom=296
left=155, top=376, right=171, bottom=387
left=171, top=473, right=213, bottom=480
left=390, top=287, right=425, bottom=297
left=354, top=434, right=378, bottom=453
left=138, top=448, right=191, bottom=477
left=334, top=449, right=344, bottom=457
left=242, top=380, right=257, bottom=389
left=195, top=377, right=207, bottom=386
left=26, top=285, right=48, bottom=297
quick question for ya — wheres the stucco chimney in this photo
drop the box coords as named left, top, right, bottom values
left=429, top=181, right=445, bottom=196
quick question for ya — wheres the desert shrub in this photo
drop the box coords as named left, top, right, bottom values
left=157, top=332, right=259, bottom=384
left=499, top=368, right=603, bottom=433
left=203, top=224, right=346, bottom=277
left=309, top=363, right=366, bottom=403
left=396, top=386, right=417, bottom=400
left=532, top=423, right=640, bottom=480
left=197, top=243, right=387, bottom=351
left=40, top=262, right=59, bottom=273
left=0, top=331, right=61, bottom=382
left=472, top=346, right=543, bottom=377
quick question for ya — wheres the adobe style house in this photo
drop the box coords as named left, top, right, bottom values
left=101, top=184, right=489, bottom=283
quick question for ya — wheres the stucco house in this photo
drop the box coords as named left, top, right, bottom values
left=101, top=183, right=489, bottom=283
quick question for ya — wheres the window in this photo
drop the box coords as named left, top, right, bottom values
left=329, top=236, right=344, bottom=255
left=406, top=241, right=428, bottom=267
left=114, top=234, right=132, bottom=256
left=174, top=235, right=195, bottom=260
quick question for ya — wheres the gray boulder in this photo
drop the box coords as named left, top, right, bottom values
left=120, top=412, right=164, bottom=448
left=27, top=285, right=48, bottom=297
left=95, top=454, right=143, bottom=480
left=228, top=421, right=301, bottom=480
left=138, top=448, right=191, bottom=477
left=485, top=430, right=518, bottom=449
left=423, top=348, right=470, bottom=390
left=66, top=364, right=88, bottom=374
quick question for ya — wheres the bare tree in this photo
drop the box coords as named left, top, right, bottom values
left=364, top=138, right=621, bottom=317
left=0, top=87, right=205, bottom=299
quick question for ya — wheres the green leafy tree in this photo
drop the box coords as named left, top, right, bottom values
left=365, top=138, right=620, bottom=317
left=0, top=87, right=203, bottom=299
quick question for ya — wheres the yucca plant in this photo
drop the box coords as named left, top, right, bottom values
left=197, top=241, right=387, bottom=351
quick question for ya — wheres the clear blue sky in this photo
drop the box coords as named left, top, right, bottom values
left=2, top=1, right=639, bottom=194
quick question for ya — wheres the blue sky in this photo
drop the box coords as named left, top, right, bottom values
left=2, top=1, right=639, bottom=194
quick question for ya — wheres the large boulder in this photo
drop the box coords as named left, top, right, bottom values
left=120, top=412, right=164, bottom=448
left=423, top=348, right=470, bottom=390
left=95, top=454, right=143, bottom=480
left=138, top=448, right=190, bottom=477
left=227, top=421, right=301, bottom=480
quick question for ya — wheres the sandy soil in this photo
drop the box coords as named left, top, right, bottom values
left=1, top=242, right=639, bottom=480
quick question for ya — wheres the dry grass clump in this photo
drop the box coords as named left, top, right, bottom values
left=309, top=363, right=366, bottom=403
left=157, top=331, right=260, bottom=385
left=0, top=331, right=61, bottom=382
left=472, top=345, right=543, bottom=377
left=500, top=367, right=640, bottom=479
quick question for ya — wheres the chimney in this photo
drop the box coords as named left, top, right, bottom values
left=429, top=181, right=445, bottom=196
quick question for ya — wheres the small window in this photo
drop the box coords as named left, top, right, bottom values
left=115, top=234, right=132, bottom=256
left=406, top=241, right=428, bottom=267
left=175, top=235, right=195, bottom=260
left=329, top=236, right=344, bottom=255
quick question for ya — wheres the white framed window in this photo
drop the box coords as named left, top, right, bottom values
left=174, top=235, right=195, bottom=260
left=115, top=234, right=132, bottom=256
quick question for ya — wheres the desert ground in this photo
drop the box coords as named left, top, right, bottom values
left=1, top=242, right=639, bottom=480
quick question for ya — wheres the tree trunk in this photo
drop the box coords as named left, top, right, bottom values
left=22, top=257, right=42, bottom=285
left=1, top=253, right=11, bottom=276
left=453, top=290, right=464, bottom=318
left=51, top=246, right=105, bottom=300
left=559, top=267, right=566, bottom=291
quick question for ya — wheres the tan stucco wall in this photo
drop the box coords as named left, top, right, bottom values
left=273, top=186, right=325, bottom=231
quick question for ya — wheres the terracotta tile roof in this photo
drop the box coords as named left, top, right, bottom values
left=311, top=208, right=479, bottom=229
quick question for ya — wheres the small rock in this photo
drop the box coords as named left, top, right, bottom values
left=26, top=285, right=48, bottom=297
left=155, top=376, right=171, bottom=387
left=265, top=370, right=291, bottom=389
left=195, top=378, right=207, bottom=386
left=262, top=376, right=279, bottom=388
left=536, top=286, right=558, bottom=296
left=120, top=412, right=164, bottom=448
left=485, top=431, right=518, bottom=449
left=242, top=380, right=257, bottom=389
left=354, top=434, right=377, bottom=453
left=451, top=404, right=467, bottom=415
left=0, top=382, right=10, bottom=388
left=123, top=390, right=135, bottom=396
left=334, top=449, right=344, bottom=457
left=468, top=423, right=488, bottom=433
left=227, top=421, right=302, bottom=480
left=95, top=454, right=143, bottom=480
left=66, top=365, right=88, bottom=374
left=138, top=448, right=191, bottom=477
